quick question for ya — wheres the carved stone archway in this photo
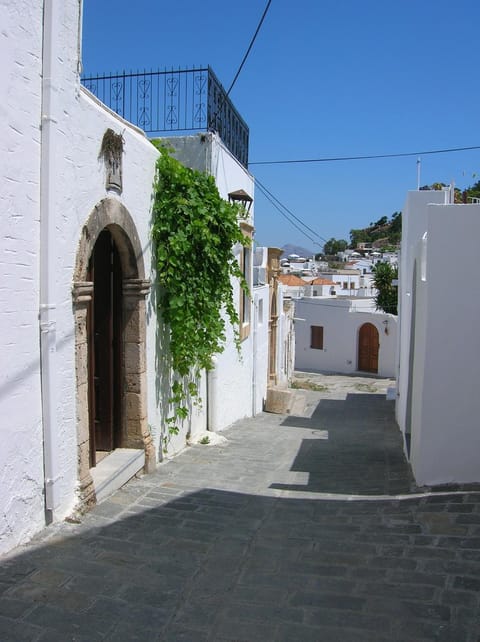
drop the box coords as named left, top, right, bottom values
left=72, top=198, right=155, bottom=507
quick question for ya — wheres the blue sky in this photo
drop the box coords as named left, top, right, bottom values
left=82, top=0, right=480, bottom=252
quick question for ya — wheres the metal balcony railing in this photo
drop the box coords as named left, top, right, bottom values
left=81, top=66, right=249, bottom=167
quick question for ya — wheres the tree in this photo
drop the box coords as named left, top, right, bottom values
left=349, top=228, right=369, bottom=248
left=372, top=262, right=398, bottom=315
left=389, top=211, right=401, bottom=233
left=374, top=215, right=388, bottom=227
left=462, top=178, right=480, bottom=202
left=323, top=238, right=348, bottom=256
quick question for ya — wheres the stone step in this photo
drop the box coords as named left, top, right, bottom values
left=90, top=448, right=145, bottom=504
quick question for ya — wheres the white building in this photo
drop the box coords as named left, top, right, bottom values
left=316, top=269, right=377, bottom=296
left=0, top=0, right=270, bottom=554
left=295, top=297, right=397, bottom=377
left=396, top=189, right=480, bottom=486
left=277, top=274, right=308, bottom=299
left=305, top=278, right=336, bottom=297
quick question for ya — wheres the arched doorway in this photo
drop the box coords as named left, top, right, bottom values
left=72, top=198, right=155, bottom=508
left=358, top=323, right=379, bottom=373
left=87, top=229, right=123, bottom=466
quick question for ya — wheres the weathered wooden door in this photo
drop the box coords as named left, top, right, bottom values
left=358, top=323, right=379, bottom=373
left=87, top=229, right=123, bottom=467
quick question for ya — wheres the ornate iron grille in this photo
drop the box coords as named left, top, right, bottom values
left=81, top=66, right=249, bottom=167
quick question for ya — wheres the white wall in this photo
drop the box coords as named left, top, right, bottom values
left=276, top=290, right=295, bottom=387
left=253, top=286, right=270, bottom=414
left=0, top=0, right=45, bottom=554
left=396, top=189, right=446, bottom=433
left=42, top=0, right=158, bottom=514
left=295, top=297, right=397, bottom=377
left=399, top=199, right=480, bottom=485
left=0, top=0, right=160, bottom=552
left=45, top=106, right=158, bottom=510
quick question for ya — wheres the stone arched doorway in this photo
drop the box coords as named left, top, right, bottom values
left=87, top=228, right=123, bottom=465
left=72, top=198, right=155, bottom=507
left=358, top=322, right=379, bottom=373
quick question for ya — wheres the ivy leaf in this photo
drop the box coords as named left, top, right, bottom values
left=151, top=143, right=249, bottom=447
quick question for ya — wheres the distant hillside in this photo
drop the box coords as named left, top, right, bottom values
left=349, top=212, right=401, bottom=249
left=281, top=244, right=315, bottom=259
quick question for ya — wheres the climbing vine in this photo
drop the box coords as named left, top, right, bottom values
left=151, top=142, right=250, bottom=444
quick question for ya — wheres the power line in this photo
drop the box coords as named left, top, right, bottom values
left=226, top=0, right=272, bottom=96
left=255, top=178, right=326, bottom=248
left=256, top=178, right=328, bottom=243
left=250, top=144, right=480, bottom=166
left=256, top=184, right=320, bottom=247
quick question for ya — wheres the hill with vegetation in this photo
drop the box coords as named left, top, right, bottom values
left=320, top=211, right=401, bottom=257
left=320, top=179, right=480, bottom=256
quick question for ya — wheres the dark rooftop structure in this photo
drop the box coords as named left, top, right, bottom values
left=81, top=66, right=249, bottom=168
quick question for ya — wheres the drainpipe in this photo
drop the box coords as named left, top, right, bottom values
left=39, top=0, right=61, bottom=521
left=251, top=294, right=258, bottom=416
left=207, top=357, right=218, bottom=432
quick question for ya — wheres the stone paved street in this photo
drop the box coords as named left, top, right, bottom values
left=1, top=374, right=479, bottom=641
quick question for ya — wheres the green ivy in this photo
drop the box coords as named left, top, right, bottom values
left=151, top=142, right=250, bottom=444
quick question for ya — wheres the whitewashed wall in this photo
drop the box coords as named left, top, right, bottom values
left=253, top=286, right=270, bottom=414
left=397, top=195, right=480, bottom=485
left=0, top=0, right=159, bottom=553
left=39, top=4, right=158, bottom=519
left=294, top=298, right=397, bottom=377
left=56, top=89, right=158, bottom=497
left=395, top=190, right=446, bottom=433
left=276, top=290, right=295, bottom=387
left=0, top=0, right=45, bottom=554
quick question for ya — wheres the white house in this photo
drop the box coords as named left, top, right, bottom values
left=305, top=277, right=336, bottom=297
left=396, top=189, right=480, bottom=486
left=345, top=258, right=375, bottom=274
left=281, top=256, right=317, bottom=276
left=0, top=0, right=270, bottom=554
left=294, top=297, right=397, bottom=377
left=317, top=269, right=366, bottom=295
left=277, top=273, right=308, bottom=299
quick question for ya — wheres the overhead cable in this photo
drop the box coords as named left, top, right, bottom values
left=256, top=177, right=328, bottom=244
left=255, top=178, right=326, bottom=248
left=226, top=0, right=272, bottom=96
left=250, top=144, right=480, bottom=166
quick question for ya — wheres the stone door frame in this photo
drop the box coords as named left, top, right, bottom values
left=72, top=198, right=155, bottom=508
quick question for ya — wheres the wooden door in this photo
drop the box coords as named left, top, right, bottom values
left=358, top=323, right=379, bottom=373
left=87, top=229, right=123, bottom=466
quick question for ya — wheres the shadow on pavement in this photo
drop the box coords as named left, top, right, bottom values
left=1, top=487, right=479, bottom=641
left=273, top=393, right=417, bottom=495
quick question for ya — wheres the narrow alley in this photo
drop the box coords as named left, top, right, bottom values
left=1, top=374, right=479, bottom=641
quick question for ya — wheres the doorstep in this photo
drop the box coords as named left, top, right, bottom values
left=90, top=448, right=145, bottom=504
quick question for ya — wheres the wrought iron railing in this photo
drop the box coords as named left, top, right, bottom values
left=81, top=66, right=249, bottom=167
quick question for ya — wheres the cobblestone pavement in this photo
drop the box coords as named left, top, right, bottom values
left=1, top=374, right=479, bottom=641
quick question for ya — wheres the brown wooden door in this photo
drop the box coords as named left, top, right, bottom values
left=87, top=229, right=123, bottom=467
left=358, top=323, right=379, bottom=373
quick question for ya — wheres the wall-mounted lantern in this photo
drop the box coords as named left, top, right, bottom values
left=228, top=189, right=253, bottom=215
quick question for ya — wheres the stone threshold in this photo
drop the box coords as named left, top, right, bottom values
left=90, top=448, right=145, bottom=504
